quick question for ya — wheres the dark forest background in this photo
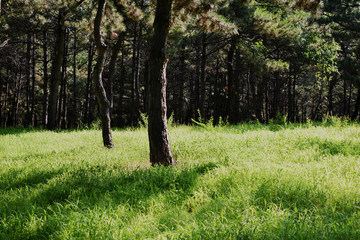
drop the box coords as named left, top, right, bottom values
left=0, top=0, right=359, bottom=129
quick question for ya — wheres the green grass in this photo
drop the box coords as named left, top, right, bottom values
left=1, top=122, right=360, bottom=239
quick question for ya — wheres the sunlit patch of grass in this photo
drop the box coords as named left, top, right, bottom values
left=1, top=122, right=360, bottom=239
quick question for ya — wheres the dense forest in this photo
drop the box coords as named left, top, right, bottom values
left=0, top=0, right=359, bottom=153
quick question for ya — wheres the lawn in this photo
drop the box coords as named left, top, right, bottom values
left=1, top=121, right=360, bottom=239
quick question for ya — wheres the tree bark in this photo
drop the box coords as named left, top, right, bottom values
left=48, top=10, right=66, bottom=130
left=31, top=34, right=36, bottom=126
left=130, top=22, right=141, bottom=125
left=227, top=38, right=236, bottom=123
left=328, top=75, right=336, bottom=115
left=148, top=0, right=176, bottom=166
left=108, top=33, right=123, bottom=120
left=59, top=30, right=68, bottom=129
left=84, top=39, right=94, bottom=127
left=200, top=33, right=207, bottom=117
left=352, top=84, right=360, bottom=120
left=42, top=30, right=49, bottom=127
left=71, top=30, right=78, bottom=128
left=25, top=33, right=31, bottom=126
left=93, top=0, right=114, bottom=148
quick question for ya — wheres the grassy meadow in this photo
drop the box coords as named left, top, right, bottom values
left=1, top=120, right=360, bottom=239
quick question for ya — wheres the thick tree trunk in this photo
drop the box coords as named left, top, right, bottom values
left=48, top=10, right=66, bottom=130
left=148, top=0, right=176, bottom=166
left=42, top=31, right=49, bottom=127
left=93, top=0, right=114, bottom=148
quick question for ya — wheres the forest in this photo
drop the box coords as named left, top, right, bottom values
left=1, top=0, right=359, bottom=130
left=1, top=0, right=360, bottom=239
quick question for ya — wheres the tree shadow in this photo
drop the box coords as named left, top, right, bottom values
left=0, top=162, right=218, bottom=239
left=0, top=127, right=45, bottom=136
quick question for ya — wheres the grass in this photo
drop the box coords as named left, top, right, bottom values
left=0, top=121, right=360, bottom=239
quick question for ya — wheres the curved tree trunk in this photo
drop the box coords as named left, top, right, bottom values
left=148, top=0, right=176, bottom=166
left=93, top=0, right=114, bottom=148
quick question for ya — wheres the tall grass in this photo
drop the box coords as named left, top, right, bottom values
left=1, top=121, right=360, bottom=239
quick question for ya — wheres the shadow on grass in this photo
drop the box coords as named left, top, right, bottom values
left=0, top=162, right=218, bottom=239
left=0, top=127, right=46, bottom=136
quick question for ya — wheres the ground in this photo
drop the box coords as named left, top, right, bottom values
left=0, top=120, right=360, bottom=239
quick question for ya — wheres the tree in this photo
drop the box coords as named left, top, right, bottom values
left=148, top=0, right=176, bottom=166
left=93, top=0, right=114, bottom=148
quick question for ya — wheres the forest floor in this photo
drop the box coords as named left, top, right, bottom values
left=1, top=120, right=360, bottom=239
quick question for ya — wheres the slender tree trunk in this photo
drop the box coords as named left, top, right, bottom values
left=0, top=71, right=2, bottom=126
left=48, top=10, right=66, bottom=130
left=292, top=72, right=297, bottom=122
left=59, top=30, right=68, bottom=129
left=31, top=34, right=36, bottom=126
left=233, top=47, right=241, bottom=123
left=25, top=33, right=31, bottom=126
left=42, top=30, right=49, bottom=127
left=71, top=30, right=78, bottom=128
left=178, top=42, right=185, bottom=124
left=227, top=38, right=235, bottom=122
left=118, top=43, right=126, bottom=126
left=148, top=0, right=176, bottom=166
left=195, top=44, right=200, bottom=114
left=108, top=33, right=123, bottom=120
left=352, top=84, right=360, bottom=120
left=130, top=22, right=140, bottom=125
left=328, top=75, right=336, bottom=115
left=84, top=39, right=94, bottom=127
left=200, top=33, right=207, bottom=117
left=4, top=81, right=8, bottom=127
left=287, top=65, right=293, bottom=122
left=93, top=0, right=114, bottom=148
left=14, top=74, right=21, bottom=126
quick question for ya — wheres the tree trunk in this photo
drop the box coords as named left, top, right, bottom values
left=328, top=75, right=336, bottom=115
left=148, top=0, right=176, bottom=166
left=84, top=39, right=94, bottom=127
left=130, top=22, right=141, bottom=125
left=352, top=84, right=360, bottom=120
left=108, top=33, right=123, bottom=120
left=25, top=33, right=31, bottom=126
left=31, top=34, right=36, bottom=126
left=4, top=81, right=8, bottom=127
left=200, top=33, right=207, bottom=117
left=42, top=30, right=49, bottom=127
left=48, top=10, right=66, bottom=130
left=117, top=43, right=126, bottom=127
left=59, top=30, right=68, bottom=129
left=178, top=42, right=185, bottom=124
left=71, top=30, right=78, bottom=128
left=93, top=0, right=114, bottom=148
left=227, top=38, right=235, bottom=123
